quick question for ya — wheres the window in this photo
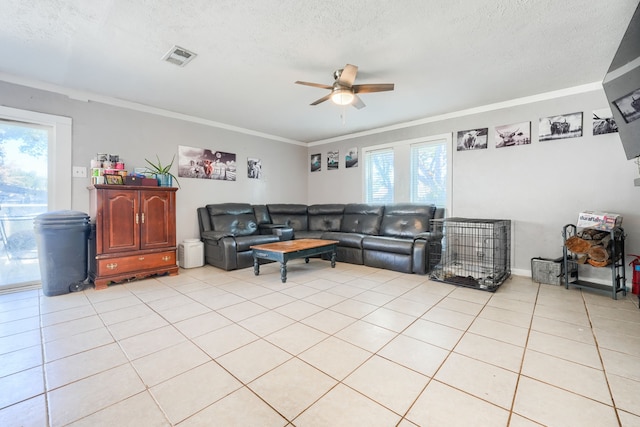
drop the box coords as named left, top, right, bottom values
left=411, top=139, right=448, bottom=207
left=364, top=148, right=394, bottom=203
left=362, top=134, right=451, bottom=210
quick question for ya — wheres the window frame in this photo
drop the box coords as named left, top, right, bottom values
left=410, top=137, right=450, bottom=209
left=362, top=133, right=452, bottom=213
left=363, top=146, right=395, bottom=204
left=0, top=106, right=72, bottom=210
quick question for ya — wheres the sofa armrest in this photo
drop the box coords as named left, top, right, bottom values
left=259, top=223, right=287, bottom=232
left=201, top=230, right=234, bottom=241
left=414, top=232, right=443, bottom=273
left=258, top=223, right=295, bottom=240
left=414, top=231, right=443, bottom=242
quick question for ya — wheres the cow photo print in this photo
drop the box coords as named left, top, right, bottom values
left=538, top=112, right=583, bottom=141
left=456, top=128, right=488, bottom=151
left=592, top=108, right=618, bottom=135
left=495, top=121, right=531, bottom=148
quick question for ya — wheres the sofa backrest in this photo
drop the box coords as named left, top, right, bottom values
left=206, top=203, right=258, bottom=236
left=252, top=204, right=271, bottom=225
left=340, top=204, right=384, bottom=235
left=267, top=204, right=308, bottom=231
left=380, top=204, right=436, bottom=238
left=308, top=204, right=345, bottom=232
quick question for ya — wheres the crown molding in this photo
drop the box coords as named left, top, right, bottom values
left=308, top=81, right=603, bottom=146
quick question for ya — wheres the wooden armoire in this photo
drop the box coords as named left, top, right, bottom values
left=88, top=184, right=178, bottom=290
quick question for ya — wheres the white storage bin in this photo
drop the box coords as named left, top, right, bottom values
left=178, top=239, right=204, bottom=268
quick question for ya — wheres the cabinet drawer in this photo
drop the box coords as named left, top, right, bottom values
left=96, top=250, right=176, bottom=276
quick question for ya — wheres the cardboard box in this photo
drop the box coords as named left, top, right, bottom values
left=576, top=211, right=623, bottom=231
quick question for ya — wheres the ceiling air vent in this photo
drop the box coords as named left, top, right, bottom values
left=162, top=45, right=197, bottom=67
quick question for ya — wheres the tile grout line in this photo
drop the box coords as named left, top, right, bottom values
left=505, top=281, right=540, bottom=427
left=396, top=284, right=498, bottom=425
left=38, top=292, right=52, bottom=427
left=74, top=282, right=176, bottom=426
left=582, top=291, right=623, bottom=427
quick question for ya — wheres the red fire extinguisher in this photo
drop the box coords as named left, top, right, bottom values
left=629, top=255, right=640, bottom=295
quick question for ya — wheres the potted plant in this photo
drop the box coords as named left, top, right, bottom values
left=144, top=154, right=181, bottom=188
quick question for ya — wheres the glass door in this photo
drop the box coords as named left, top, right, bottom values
left=0, top=120, right=49, bottom=290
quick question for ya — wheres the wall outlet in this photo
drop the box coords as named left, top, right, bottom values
left=72, top=166, right=87, bottom=178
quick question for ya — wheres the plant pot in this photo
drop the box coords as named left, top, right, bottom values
left=156, top=173, right=173, bottom=187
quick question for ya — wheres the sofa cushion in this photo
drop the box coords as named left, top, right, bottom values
left=362, top=236, right=414, bottom=255
left=340, top=204, right=384, bottom=235
left=308, top=204, right=345, bottom=231
left=321, top=231, right=366, bottom=249
left=267, top=204, right=308, bottom=231
left=206, top=203, right=258, bottom=236
left=294, top=230, right=324, bottom=239
left=252, top=204, right=271, bottom=225
left=380, top=204, right=436, bottom=238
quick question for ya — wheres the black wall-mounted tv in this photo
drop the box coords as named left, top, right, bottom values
left=602, top=5, right=640, bottom=159
left=602, top=3, right=640, bottom=160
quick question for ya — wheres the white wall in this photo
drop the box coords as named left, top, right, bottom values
left=0, top=81, right=309, bottom=244
left=3, top=79, right=638, bottom=281
left=307, top=88, right=640, bottom=279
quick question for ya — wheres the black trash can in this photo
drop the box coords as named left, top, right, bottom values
left=34, top=210, right=90, bottom=296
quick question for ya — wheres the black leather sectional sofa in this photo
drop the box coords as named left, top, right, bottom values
left=197, top=203, right=444, bottom=275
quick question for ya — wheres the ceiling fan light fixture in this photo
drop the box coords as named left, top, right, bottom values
left=331, top=88, right=354, bottom=106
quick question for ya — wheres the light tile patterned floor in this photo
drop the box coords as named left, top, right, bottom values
left=1, top=260, right=639, bottom=426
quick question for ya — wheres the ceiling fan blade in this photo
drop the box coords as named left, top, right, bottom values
left=310, top=93, right=332, bottom=106
left=337, top=64, right=358, bottom=87
left=352, top=95, right=366, bottom=109
left=352, top=83, right=395, bottom=94
left=295, top=81, right=333, bottom=90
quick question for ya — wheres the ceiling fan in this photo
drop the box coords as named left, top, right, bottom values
left=295, top=64, right=394, bottom=109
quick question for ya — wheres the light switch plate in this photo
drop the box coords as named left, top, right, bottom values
left=72, top=166, right=87, bottom=178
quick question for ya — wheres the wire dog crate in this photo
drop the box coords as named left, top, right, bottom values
left=430, top=218, right=511, bottom=291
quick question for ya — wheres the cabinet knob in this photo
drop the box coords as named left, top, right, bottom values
left=162, top=256, right=171, bottom=261
left=138, top=257, right=145, bottom=261
left=106, top=263, right=118, bottom=270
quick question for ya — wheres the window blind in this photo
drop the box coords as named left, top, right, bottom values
left=364, top=148, right=394, bottom=203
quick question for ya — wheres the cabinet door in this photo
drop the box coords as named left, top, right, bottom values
left=101, top=189, right=139, bottom=254
left=140, top=189, right=176, bottom=250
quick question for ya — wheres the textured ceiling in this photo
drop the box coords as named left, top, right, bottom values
left=0, top=0, right=638, bottom=143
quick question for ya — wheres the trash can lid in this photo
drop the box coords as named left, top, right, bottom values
left=183, top=238, right=201, bottom=243
left=34, top=210, right=89, bottom=226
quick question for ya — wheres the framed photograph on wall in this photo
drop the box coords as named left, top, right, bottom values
left=456, top=128, right=488, bottom=151
left=495, top=122, right=531, bottom=148
left=612, top=88, right=640, bottom=123
left=345, top=147, right=358, bottom=168
left=247, top=157, right=262, bottom=179
left=178, top=145, right=237, bottom=181
left=539, top=112, right=583, bottom=141
left=310, top=153, right=321, bottom=172
left=327, top=151, right=339, bottom=170
left=592, top=108, right=618, bottom=135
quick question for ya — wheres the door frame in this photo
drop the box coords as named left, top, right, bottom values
left=0, top=105, right=72, bottom=211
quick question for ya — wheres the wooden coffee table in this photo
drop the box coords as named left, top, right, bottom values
left=251, top=239, right=339, bottom=283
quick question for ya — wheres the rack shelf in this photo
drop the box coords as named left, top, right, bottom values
left=562, top=224, right=626, bottom=299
